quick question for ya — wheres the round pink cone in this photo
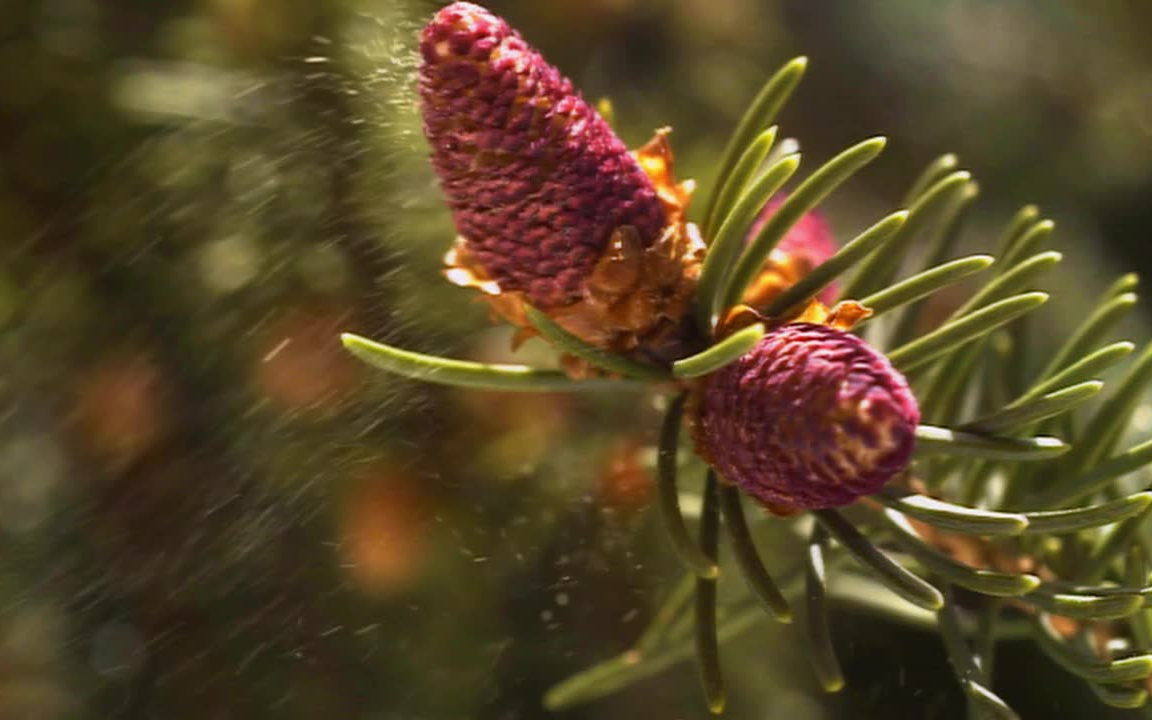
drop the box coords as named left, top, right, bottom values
left=694, top=323, right=919, bottom=509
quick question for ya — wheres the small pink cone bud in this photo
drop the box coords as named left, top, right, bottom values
left=743, top=195, right=840, bottom=309
left=418, top=2, right=667, bottom=308
left=692, top=323, right=919, bottom=510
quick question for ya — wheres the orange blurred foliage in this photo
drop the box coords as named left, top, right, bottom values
left=252, top=303, right=360, bottom=416
left=68, top=349, right=171, bottom=475
left=597, top=439, right=654, bottom=514
left=338, top=462, right=431, bottom=596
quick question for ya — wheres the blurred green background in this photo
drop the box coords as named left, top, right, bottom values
left=2, top=0, right=1152, bottom=717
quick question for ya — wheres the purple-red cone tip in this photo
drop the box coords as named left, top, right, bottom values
left=418, top=2, right=667, bottom=308
left=693, top=323, right=919, bottom=510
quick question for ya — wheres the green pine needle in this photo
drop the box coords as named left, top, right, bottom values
left=340, top=334, right=642, bottom=392
left=704, top=126, right=778, bottom=237
left=699, top=56, right=808, bottom=229
left=524, top=305, right=671, bottom=380
left=658, top=395, right=719, bottom=579
left=1106, top=273, right=1140, bottom=298
left=1036, top=291, right=1139, bottom=382
left=1033, top=616, right=1152, bottom=679
left=814, top=508, right=944, bottom=611
left=881, top=182, right=981, bottom=346
left=1027, top=589, right=1145, bottom=621
left=938, top=589, right=1021, bottom=719
left=718, top=485, right=792, bottom=622
left=887, top=292, right=1049, bottom=372
left=858, top=254, right=993, bottom=320
left=915, top=182, right=981, bottom=276
left=673, top=323, right=765, bottom=378
left=975, top=601, right=1003, bottom=680
left=961, top=381, right=1102, bottom=435
left=964, top=680, right=1022, bottom=720
left=637, top=574, right=696, bottom=654
left=993, top=205, right=1040, bottom=258
left=884, top=511, right=1039, bottom=596
left=720, top=137, right=887, bottom=314
left=996, top=219, right=1055, bottom=273
left=695, top=153, right=800, bottom=331
left=1021, top=493, right=1152, bottom=535
left=1045, top=438, right=1152, bottom=507
left=914, top=425, right=1067, bottom=461
left=875, top=490, right=1028, bottom=536
left=1062, top=341, right=1152, bottom=478
left=804, top=525, right=845, bottom=692
left=763, top=210, right=908, bottom=317
left=695, top=472, right=725, bottom=715
left=1082, top=509, right=1152, bottom=584
left=915, top=339, right=987, bottom=425
left=1126, top=546, right=1152, bottom=651
left=1089, top=683, right=1148, bottom=710
left=1017, top=341, right=1135, bottom=404
left=842, top=170, right=972, bottom=299
left=902, top=153, right=961, bottom=207
left=947, top=251, right=1061, bottom=320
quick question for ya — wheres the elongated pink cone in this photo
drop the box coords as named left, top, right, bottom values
left=692, top=323, right=919, bottom=510
left=418, top=2, right=704, bottom=370
left=742, top=195, right=841, bottom=310
left=419, top=2, right=667, bottom=308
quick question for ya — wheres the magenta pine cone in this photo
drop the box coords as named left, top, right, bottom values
left=693, top=323, right=919, bottom=510
left=419, top=2, right=668, bottom=308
